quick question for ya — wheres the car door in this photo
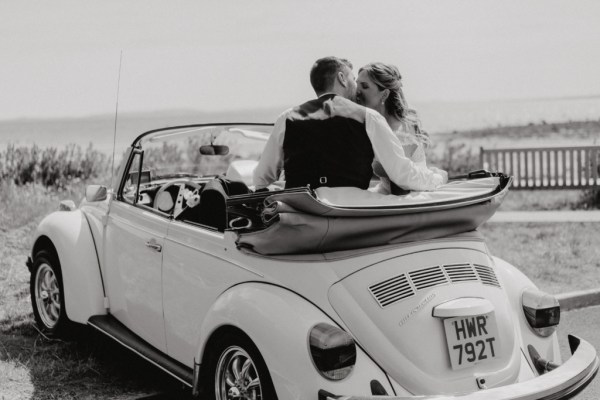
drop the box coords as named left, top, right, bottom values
left=103, top=151, right=169, bottom=352
left=161, top=219, right=261, bottom=365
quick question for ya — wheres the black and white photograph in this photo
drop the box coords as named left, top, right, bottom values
left=1, top=1, right=600, bottom=399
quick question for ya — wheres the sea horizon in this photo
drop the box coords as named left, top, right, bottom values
left=1, top=96, right=599, bottom=154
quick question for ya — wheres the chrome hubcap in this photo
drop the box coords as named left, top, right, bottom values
left=35, top=263, right=61, bottom=328
left=215, top=346, right=262, bottom=400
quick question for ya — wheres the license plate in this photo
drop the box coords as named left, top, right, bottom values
left=443, top=313, right=500, bottom=370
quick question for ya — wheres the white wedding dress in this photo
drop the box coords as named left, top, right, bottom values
left=372, top=119, right=443, bottom=194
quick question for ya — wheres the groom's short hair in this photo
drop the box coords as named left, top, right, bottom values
left=310, top=57, right=353, bottom=95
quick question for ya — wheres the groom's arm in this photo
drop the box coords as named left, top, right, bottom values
left=253, top=110, right=288, bottom=189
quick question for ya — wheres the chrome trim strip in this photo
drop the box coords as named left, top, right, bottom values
left=81, top=211, right=107, bottom=298
left=314, top=175, right=512, bottom=214
left=88, top=321, right=193, bottom=387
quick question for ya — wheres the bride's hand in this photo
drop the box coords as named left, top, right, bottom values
left=323, top=96, right=366, bottom=123
left=429, top=167, right=448, bottom=184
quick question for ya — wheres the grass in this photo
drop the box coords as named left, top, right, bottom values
left=480, top=221, right=600, bottom=295
left=0, top=182, right=89, bottom=230
left=497, top=189, right=598, bottom=211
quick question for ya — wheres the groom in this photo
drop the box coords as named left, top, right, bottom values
left=253, top=56, right=445, bottom=191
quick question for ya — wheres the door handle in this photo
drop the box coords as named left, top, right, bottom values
left=145, top=239, right=162, bottom=252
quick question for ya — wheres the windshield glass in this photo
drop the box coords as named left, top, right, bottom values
left=137, top=124, right=271, bottom=181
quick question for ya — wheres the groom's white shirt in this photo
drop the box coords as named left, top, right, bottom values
left=253, top=97, right=444, bottom=191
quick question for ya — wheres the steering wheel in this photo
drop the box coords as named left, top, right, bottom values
left=153, top=179, right=203, bottom=213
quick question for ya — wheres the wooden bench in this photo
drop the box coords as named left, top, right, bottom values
left=480, top=146, right=600, bottom=189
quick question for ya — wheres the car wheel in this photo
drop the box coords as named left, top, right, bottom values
left=209, top=333, right=278, bottom=400
left=30, top=249, right=72, bottom=337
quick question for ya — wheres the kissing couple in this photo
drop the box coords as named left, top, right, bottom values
left=253, top=56, right=448, bottom=195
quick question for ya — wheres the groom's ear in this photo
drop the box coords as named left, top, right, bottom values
left=337, top=71, right=347, bottom=87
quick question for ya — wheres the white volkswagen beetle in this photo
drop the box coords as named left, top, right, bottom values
left=28, top=123, right=598, bottom=399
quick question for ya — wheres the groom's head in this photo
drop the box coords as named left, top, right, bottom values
left=310, top=57, right=356, bottom=100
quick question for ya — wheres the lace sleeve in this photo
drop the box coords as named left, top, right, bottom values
left=364, top=109, right=443, bottom=191
left=395, top=123, right=426, bottom=165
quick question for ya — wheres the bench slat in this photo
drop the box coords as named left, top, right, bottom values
left=592, top=149, right=596, bottom=185
left=571, top=149, right=576, bottom=187
left=531, top=150, right=537, bottom=187
left=523, top=150, right=529, bottom=188
left=580, top=149, right=585, bottom=186
left=554, top=150, right=560, bottom=187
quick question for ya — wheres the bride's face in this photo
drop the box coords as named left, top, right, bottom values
left=356, top=70, right=385, bottom=111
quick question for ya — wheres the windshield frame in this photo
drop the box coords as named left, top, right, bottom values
left=131, top=122, right=274, bottom=148
left=115, top=122, right=274, bottom=218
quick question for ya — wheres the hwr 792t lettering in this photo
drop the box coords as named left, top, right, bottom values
left=444, top=314, right=499, bottom=369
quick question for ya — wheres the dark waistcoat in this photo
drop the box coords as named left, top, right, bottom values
left=283, top=95, right=374, bottom=189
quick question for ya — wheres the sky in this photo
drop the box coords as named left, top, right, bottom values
left=2, top=0, right=600, bottom=120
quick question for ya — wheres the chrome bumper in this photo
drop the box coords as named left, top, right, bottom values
left=321, top=335, right=599, bottom=400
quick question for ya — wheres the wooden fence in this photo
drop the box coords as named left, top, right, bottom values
left=480, top=146, right=600, bottom=189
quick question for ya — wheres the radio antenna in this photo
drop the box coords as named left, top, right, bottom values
left=110, top=50, right=123, bottom=191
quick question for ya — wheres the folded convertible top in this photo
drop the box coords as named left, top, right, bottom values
left=236, top=175, right=512, bottom=255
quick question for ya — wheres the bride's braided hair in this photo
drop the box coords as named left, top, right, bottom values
left=359, top=62, right=430, bottom=147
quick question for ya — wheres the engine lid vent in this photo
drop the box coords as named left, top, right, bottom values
left=409, top=266, right=448, bottom=290
left=443, top=263, right=478, bottom=283
left=474, top=264, right=501, bottom=287
left=369, top=274, right=415, bottom=308
left=369, top=263, right=501, bottom=308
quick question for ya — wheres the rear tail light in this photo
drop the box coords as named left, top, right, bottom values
left=522, top=288, right=560, bottom=337
left=309, top=323, right=356, bottom=380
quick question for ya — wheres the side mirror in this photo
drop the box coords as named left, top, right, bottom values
left=86, top=185, right=108, bottom=202
left=59, top=200, right=77, bottom=212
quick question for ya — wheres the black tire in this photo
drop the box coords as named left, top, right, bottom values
left=204, top=332, right=278, bottom=400
left=30, top=249, right=73, bottom=337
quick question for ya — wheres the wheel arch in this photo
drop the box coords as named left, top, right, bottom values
left=200, top=325, right=250, bottom=360
left=31, top=235, right=58, bottom=262
left=194, top=282, right=392, bottom=399
left=32, top=210, right=106, bottom=323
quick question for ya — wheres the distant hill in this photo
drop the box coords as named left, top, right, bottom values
left=414, top=96, right=600, bottom=134
left=433, top=120, right=600, bottom=153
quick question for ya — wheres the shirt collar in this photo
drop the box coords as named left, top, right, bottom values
left=318, top=92, right=337, bottom=99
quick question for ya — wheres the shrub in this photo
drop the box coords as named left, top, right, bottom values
left=577, top=188, right=600, bottom=209
left=427, top=141, right=480, bottom=178
left=0, top=143, right=110, bottom=189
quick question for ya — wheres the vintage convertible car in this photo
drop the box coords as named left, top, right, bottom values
left=27, top=123, right=598, bottom=399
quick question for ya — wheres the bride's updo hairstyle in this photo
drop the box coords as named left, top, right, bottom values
left=359, top=62, right=429, bottom=146
left=358, top=62, right=407, bottom=120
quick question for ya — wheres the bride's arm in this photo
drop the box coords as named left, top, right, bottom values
left=365, top=112, right=446, bottom=190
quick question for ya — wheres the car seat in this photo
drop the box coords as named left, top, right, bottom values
left=198, top=177, right=250, bottom=231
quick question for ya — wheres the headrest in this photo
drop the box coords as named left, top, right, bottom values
left=156, top=190, right=174, bottom=212
left=217, top=177, right=250, bottom=196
